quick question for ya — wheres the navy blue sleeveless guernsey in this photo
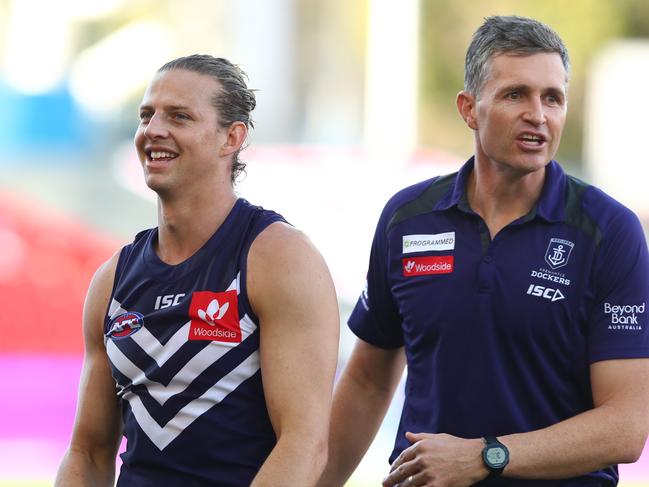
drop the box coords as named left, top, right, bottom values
left=104, top=198, right=286, bottom=487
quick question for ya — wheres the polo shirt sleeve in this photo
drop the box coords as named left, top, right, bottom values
left=348, top=204, right=404, bottom=349
left=588, top=210, right=649, bottom=363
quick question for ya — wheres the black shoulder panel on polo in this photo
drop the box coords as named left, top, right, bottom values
left=564, top=175, right=602, bottom=247
left=387, top=173, right=457, bottom=232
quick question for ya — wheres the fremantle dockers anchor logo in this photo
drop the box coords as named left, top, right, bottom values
left=544, top=238, right=574, bottom=269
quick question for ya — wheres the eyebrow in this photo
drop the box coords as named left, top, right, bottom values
left=138, top=104, right=192, bottom=112
left=496, top=84, right=529, bottom=96
left=496, top=84, right=565, bottom=99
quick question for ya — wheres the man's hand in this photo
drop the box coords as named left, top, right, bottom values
left=382, top=432, right=488, bottom=487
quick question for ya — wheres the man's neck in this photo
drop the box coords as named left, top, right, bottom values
left=467, top=158, right=546, bottom=239
left=155, top=187, right=237, bottom=265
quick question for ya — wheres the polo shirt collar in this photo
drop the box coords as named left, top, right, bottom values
left=434, top=156, right=567, bottom=223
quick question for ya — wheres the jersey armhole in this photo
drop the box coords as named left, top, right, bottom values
left=238, top=214, right=289, bottom=326
left=102, top=245, right=131, bottom=334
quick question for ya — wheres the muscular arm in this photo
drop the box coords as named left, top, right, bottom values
left=247, top=223, right=339, bottom=487
left=55, top=254, right=123, bottom=487
left=384, top=358, right=649, bottom=486
left=501, top=358, right=649, bottom=478
left=317, top=339, right=406, bottom=487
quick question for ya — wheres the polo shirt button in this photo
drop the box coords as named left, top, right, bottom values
left=484, top=255, right=493, bottom=263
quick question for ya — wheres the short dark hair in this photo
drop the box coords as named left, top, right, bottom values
left=464, top=16, right=570, bottom=97
left=158, top=54, right=256, bottom=183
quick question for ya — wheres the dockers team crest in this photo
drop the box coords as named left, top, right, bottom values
left=544, top=237, right=574, bottom=269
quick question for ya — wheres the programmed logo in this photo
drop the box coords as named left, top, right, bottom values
left=402, top=232, right=455, bottom=254
left=544, top=238, right=574, bottom=270
left=107, top=312, right=144, bottom=340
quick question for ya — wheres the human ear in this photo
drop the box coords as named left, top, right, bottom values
left=456, top=91, right=478, bottom=130
left=220, top=122, right=247, bottom=157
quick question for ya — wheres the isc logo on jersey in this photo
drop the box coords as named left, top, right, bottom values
left=188, top=290, right=242, bottom=342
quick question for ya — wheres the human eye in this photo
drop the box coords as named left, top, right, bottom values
left=544, top=92, right=565, bottom=107
left=505, top=91, right=521, bottom=100
left=139, top=110, right=152, bottom=123
left=173, top=112, right=191, bottom=121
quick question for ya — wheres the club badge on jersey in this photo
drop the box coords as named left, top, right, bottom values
left=106, top=312, right=144, bottom=339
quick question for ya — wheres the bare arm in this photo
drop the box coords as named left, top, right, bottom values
left=55, top=254, right=123, bottom=487
left=247, top=223, right=339, bottom=487
left=502, top=358, right=649, bottom=478
left=317, top=338, right=406, bottom=487
left=384, top=358, right=649, bottom=486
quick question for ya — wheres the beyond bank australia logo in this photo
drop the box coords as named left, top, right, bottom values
left=544, top=238, right=574, bottom=270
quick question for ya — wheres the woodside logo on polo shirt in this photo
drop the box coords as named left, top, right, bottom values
left=402, top=255, right=454, bottom=277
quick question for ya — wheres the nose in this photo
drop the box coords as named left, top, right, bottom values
left=143, top=113, right=168, bottom=139
left=522, top=97, right=546, bottom=126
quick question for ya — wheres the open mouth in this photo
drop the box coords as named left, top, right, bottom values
left=517, top=134, right=546, bottom=146
left=148, top=150, right=179, bottom=161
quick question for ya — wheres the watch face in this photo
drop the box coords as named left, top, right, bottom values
left=485, top=446, right=507, bottom=467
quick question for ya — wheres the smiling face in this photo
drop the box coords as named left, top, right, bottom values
left=459, top=52, right=567, bottom=177
left=134, top=69, right=229, bottom=196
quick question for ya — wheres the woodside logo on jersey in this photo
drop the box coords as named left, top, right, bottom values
left=402, top=256, right=454, bottom=277
left=188, top=290, right=242, bottom=342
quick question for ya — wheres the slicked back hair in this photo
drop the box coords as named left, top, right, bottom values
left=158, top=54, right=256, bottom=183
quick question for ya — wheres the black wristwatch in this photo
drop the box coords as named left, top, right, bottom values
left=482, top=436, right=509, bottom=477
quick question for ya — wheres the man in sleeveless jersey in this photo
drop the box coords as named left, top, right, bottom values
left=318, top=16, right=649, bottom=487
left=55, top=55, right=339, bottom=487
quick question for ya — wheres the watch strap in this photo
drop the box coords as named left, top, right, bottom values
left=482, top=436, right=509, bottom=477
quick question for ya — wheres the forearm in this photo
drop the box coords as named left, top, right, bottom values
left=317, top=372, right=395, bottom=486
left=54, top=447, right=116, bottom=487
left=502, top=403, right=646, bottom=480
left=251, top=432, right=327, bottom=487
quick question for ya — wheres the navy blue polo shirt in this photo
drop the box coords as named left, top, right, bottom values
left=349, top=158, right=649, bottom=486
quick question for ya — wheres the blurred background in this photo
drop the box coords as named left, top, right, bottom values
left=1, top=0, right=648, bottom=485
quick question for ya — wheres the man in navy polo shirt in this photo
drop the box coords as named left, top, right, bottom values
left=318, top=15, right=649, bottom=487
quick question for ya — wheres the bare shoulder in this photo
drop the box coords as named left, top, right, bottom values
left=83, top=250, right=121, bottom=343
left=249, top=221, right=318, bottom=262
left=87, top=251, right=120, bottom=306
left=247, top=221, right=336, bottom=314
left=92, top=251, right=120, bottom=292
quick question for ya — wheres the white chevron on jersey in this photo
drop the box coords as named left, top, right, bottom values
left=124, top=351, right=260, bottom=450
left=105, top=274, right=260, bottom=450
left=106, top=313, right=258, bottom=405
left=226, top=273, right=240, bottom=293
left=132, top=322, right=192, bottom=368
left=108, top=298, right=127, bottom=319
left=106, top=275, right=242, bottom=367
